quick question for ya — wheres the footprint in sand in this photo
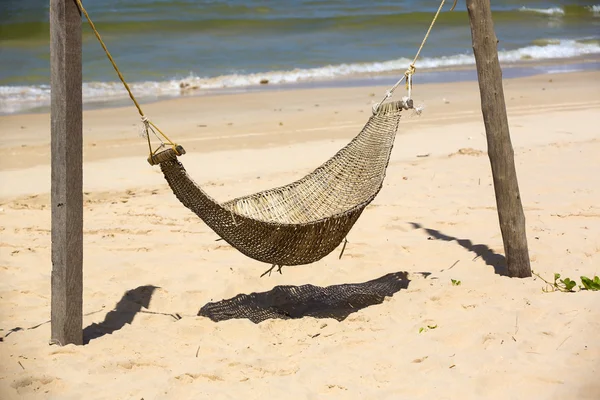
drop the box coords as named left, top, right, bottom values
left=49, top=348, right=77, bottom=356
left=11, top=376, right=63, bottom=394
left=174, top=373, right=223, bottom=383
left=449, top=148, right=486, bottom=157
left=114, top=360, right=166, bottom=370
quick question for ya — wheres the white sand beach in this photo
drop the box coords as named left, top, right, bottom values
left=1, top=70, right=599, bottom=399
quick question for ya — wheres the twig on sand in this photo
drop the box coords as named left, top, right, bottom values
left=139, top=310, right=182, bottom=321
left=261, top=264, right=283, bottom=278
left=7, top=307, right=106, bottom=339
left=556, top=336, right=571, bottom=350
left=441, top=259, right=460, bottom=272
left=339, top=238, right=349, bottom=259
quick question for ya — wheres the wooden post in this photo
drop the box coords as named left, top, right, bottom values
left=50, top=0, right=83, bottom=345
left=466, top=0, right=531, bottom=278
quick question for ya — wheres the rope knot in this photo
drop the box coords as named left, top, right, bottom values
left=404, top=64, right=416, bottom=99
left=372, top=102, right=381, bottom=115
left=405, top=65, right=415, bottom=88
left=139, top=115, right=151, bottom=140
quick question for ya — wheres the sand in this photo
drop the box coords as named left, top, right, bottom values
left=1, top=70, right=599, bottom=399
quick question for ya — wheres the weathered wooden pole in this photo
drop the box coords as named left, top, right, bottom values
left=50, top=0, right=83, bottom=345
left=465, top=0, right=531, bottom=278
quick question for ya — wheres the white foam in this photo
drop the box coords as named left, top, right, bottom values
left=0, top=85, right=51, bottom=115
left=178, top=40, right=600, bottom=90
left=498, top=39, right=600, bottom=61
left=2, top=39, right=599, bottom=115
left=545, top=68, right=580, bottom=74
left=519, top=6, right=565, bottom=16
left=588, top=5, right=600, bottom=15
left=0, top=81, right=182, bottom=115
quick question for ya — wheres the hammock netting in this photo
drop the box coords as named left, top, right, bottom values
left=72, top=0, right=447, bottom=270
left=152, top=99, right=410, bottom=267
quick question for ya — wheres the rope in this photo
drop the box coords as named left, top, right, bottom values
left=374, top=0, right=457, bottom=113
left=76, top=0, right=453, bottom=141
left=74, top=0, right=180, bottom=157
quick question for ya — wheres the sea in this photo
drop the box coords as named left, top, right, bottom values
left=1, top=0, right=599, bottom=115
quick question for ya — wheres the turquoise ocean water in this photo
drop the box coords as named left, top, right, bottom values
left=1, top=0, right=599, bottom=114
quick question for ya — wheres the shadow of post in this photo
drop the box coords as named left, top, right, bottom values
left=83, top=285, right=158, bottom=344
left=410, top=222, right=507, bottom=276
left=199, top=271, right=425, bottom=324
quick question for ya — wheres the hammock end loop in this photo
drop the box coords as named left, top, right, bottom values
left=401, top=97, right=414, bottom=110
left=173, top=144, right=186, bottom=157
left=147, top=145, right=186, bottom=166
left=372, top=102, right=381, bottom=115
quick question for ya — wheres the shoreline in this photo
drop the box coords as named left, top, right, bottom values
left=1, top=69, right=599, bottom=196
left=3, top=55, right=599, bottom=117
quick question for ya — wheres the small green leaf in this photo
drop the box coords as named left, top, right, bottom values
left=554, top=273, right=561, bottom=281
left=419, top=327, right=425, bottom=333
left=561, top=278, right=576, bottom=291
left=581, top=276, right=600, bottom=291
left=581, top=276, right=592, bottom=290
left=451, top=279, right=461, bottom=286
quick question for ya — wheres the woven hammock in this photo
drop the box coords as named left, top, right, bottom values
left=150, top=99, right=410, bottom=267
left=72, top=0, right=451, bottom=271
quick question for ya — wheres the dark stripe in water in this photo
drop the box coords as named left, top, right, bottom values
left=2, top=7, right=599, bottom=43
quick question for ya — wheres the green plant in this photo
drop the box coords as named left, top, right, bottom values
left=580, top=276, right=600, bottom=291
left=532, top=271, right=600, bottom=293
left=451, top=279, right=461, bottom=286
left=555, top=273, right=577, bottom=292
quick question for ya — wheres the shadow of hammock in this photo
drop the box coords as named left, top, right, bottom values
left=199, top=271, right=426, bottom=324
left=83, top=285, right=159, bottom=344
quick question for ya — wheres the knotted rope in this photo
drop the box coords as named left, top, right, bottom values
left=75, top=0, right=454, bottom=149
left=373, top=0, right=457, bottom=114
left=74, top=0, right=182, bottom=163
